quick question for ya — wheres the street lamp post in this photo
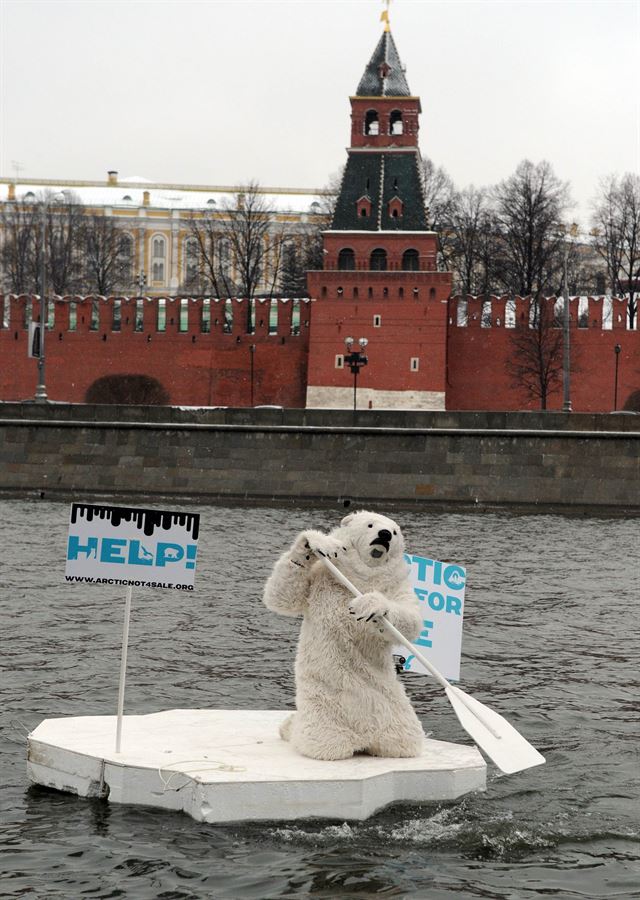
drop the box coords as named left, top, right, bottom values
left=562, top=223, right=578, bottom=413
left=34, top=203, right=49, bottom=403
left=249, top=343, right=256, bottom=406
left=344, top=336, right=368, bottom=411
left=614, top=343, right=621, bottom=411
left=33, top=192, right=64, bottom=403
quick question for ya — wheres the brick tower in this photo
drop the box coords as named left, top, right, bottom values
left=306, top=27, right=451, bottom=410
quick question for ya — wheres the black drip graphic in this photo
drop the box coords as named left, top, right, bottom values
left=70, top=504, right=200, bottom=540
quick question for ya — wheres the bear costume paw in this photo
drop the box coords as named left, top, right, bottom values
left=290, top=529, right=343, bottom=567
left=348, top=591, right=389, bottom=629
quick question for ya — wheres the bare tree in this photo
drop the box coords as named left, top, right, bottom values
left=447, top=185, right=501, bottom=296
left=322, top=166, right=344, bottom=223
left=0, top=198, right=40, bottom=293
left=83, top=216, right=133, bottom=295
left=183, top=181, right=290, bottom=330
left=591, top=173, right=640, bottom=328
left=421, top=157, right=457, bottom=269
left=44, top=190, right=85, bottom=294
left=493, top=160, right=571, bottom=296
left=506, top=296, right=565, bottom=410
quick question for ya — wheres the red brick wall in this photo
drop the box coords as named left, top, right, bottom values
left=0, top=295, right=309, bottom=407
left=2, top=294, right=638, bottom=412
left=446, top=296, right=639, bottom=412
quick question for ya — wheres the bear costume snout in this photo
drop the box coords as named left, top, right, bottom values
left=370, top=528, right=393, bottom=558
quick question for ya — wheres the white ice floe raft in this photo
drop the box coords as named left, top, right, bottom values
left=27, top=709, right=486, bottom=824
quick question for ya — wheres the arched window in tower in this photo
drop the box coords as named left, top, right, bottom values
left=151, top=235, right=166, bottom=283
left=402, top=249, right=419, bottom=271
left=370, top=248, right=387, bottom=271
left=390, top=110, right=404, bottom=135
left=364, top=109, right=379, bottom=136
left=338, top=248, right=356, bottom=271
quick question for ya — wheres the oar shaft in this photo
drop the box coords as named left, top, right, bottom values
left=316, top=553, right=449, bottom=688
left=316, top=552, right=501, bottom=740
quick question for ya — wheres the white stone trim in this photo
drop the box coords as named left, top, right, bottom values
left=306, top=385, right=445, bottom=411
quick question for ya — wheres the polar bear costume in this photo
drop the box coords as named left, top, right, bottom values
left=262, top=510, right=425, bottom=760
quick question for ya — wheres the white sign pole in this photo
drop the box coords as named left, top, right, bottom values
left=115, top=586, right=133, bottom=753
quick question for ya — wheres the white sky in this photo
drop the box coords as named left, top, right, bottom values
left=0, top=0, right=638, bottom=225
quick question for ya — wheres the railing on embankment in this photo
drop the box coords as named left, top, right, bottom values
left=0, top=404, right=638, bottom=513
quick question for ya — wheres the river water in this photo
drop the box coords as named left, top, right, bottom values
left=1, top=499, right=638, bottom=899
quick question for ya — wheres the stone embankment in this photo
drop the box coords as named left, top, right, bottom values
left=1, top=403, right=638, bottom=513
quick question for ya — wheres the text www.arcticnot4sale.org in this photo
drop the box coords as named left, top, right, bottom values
left=65, top=575, right=194, bottom=591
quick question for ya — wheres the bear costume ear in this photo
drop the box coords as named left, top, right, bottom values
left=340, top=512, right=356, bottom=527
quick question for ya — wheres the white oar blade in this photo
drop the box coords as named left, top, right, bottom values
left=445, top=686, right=545, bottom=775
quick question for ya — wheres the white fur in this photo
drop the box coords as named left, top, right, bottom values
left=262, top=510, right=425, bottom=760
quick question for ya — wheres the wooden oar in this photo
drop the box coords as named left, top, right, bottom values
left=315, top=550, right=545, bottom=775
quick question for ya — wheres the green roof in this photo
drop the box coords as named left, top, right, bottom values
left=331, top=152, right=428, bottom=231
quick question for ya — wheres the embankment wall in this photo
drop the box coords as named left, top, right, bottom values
left=1, top=404, right=638, bottom=512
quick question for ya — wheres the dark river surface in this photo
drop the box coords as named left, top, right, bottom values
left=1, top=499, right=638, bottom=899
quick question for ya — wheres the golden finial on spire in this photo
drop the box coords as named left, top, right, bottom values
left=380, top=0, right=391, bottom=32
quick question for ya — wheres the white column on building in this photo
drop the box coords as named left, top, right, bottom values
left=170, top=211, right=180, bottom=292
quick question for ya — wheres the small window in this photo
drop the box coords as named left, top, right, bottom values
left=335, top=355, right=344, bottom=369
left=373, top=315, right=381, bottom=327
left=410, top=357, right=419, bottom=372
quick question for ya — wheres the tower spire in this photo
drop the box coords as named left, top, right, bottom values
left=355, top=24, right=410, bottom=97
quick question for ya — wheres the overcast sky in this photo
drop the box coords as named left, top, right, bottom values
left=0, top=0, right=638, bottom=225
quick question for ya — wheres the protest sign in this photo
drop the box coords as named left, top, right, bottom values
left=393, top=554, right=466, bottom=682
left=65, top=503, right=200, bottom=590
left=65, top=502, right=200, bottom=752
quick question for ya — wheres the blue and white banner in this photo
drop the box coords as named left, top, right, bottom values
left=65, top=503, right=200, bottom=591
left=394, top=554, right=465, bottom=682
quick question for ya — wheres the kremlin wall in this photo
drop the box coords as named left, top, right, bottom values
left=0, top=292, right=637, bottom=412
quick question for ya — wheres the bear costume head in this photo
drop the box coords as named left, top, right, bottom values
left=333, top=510, right=406, bottom=578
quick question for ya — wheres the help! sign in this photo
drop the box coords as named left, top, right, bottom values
left=65, top=503, right=200, bottom=591
left=394, top=554, right=466, bottom=682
